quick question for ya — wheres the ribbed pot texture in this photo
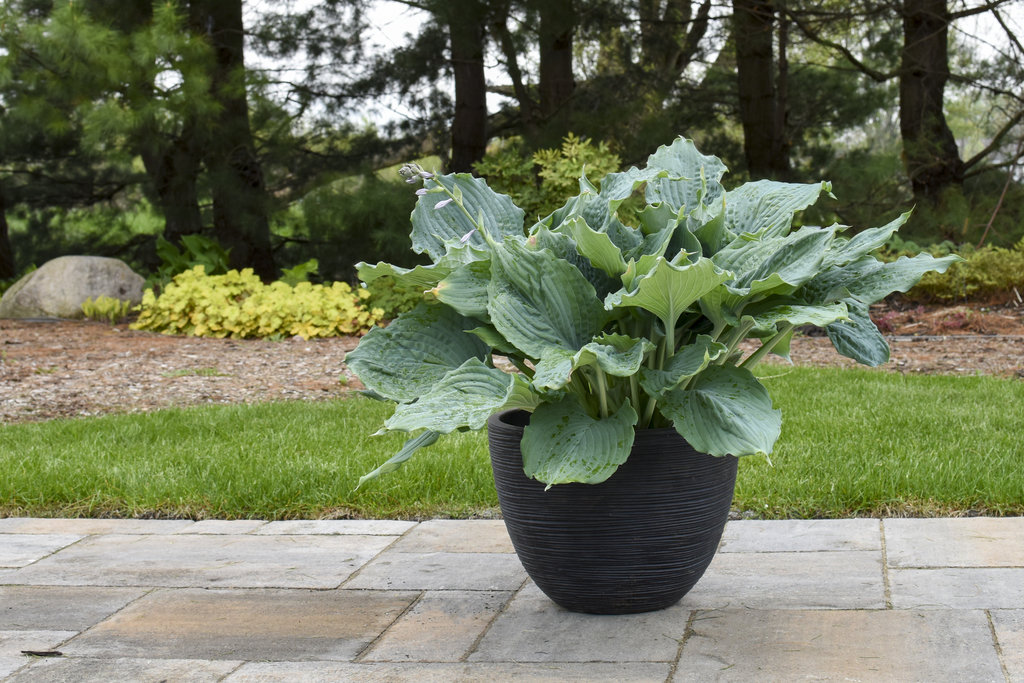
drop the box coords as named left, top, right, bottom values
left=488, top=409, right=738, bottom=614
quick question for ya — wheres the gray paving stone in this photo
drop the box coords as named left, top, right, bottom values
left=0, top=518, right=192, bottom=535
left=6, top=533, right=395, bottom=588
left=469, top=582, right=689, bottom=663
left=389, top=519, right=515, bottom=553
left=345, top=551, right=527, bottom=591
left=0, top=630, right=78, bottom=657
left=226, top=661, right=671, bottom=682
left=254, top=519, right=415, bottom=535
left=0, top=586, right=146, bottom=630
left=59, top=588, right=417, bottom=661
left=990, top=609, right=1024, bottom=682
left=175, top=520, right=268, bottom=534
left=0, top=657, right=25, bottom=679
left=884, top=517, right=1024, bottom=567
left=719, top=519, right=880, bottom=553
left=680, top=550, right=885, bottom=610
left=0, top=535, right=82, bottom=568
left=890, top=568, right=1024, bottom=609
left=362, top=590, right=511, bottom=662
left=4, top=656, right=241, bottom=683
left=674, top=608, right=1003, bottom=682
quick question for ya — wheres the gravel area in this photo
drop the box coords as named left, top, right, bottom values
left=2, top=302, right=1022, bottom=424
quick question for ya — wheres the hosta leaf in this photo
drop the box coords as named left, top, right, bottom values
left=528, top=226, right=618, bottom=297
left=466, top=325, right=518, bottom=355
left=430, top=259, right=491, bottom=318
left=357, top=430, right=439, bottom=488
left=532, top=349, right=577, bottom=390
left=659, top=365, right=781, bottom=458
left=842, top=253, right=961, bottom=304
left=823, top=211, right=911, bottom=269
left=638, top=335, right=728, bottom=398
left=522, top=398, right=638, bottom=487
left=488, top=239, right=608, bottom=359
left=599, top=165, right=670, bottom=204
left=384, top=358, right=522, bottom=433
left=644, top=138, right=728, bottom=212
left=411, top=174, right=525, bottom=261
left=742, top=302, right=849, bottom=334
left=604, top=256, right=733, bottom=328
left=741, top=226, right=837, bottom=289
left=561, top=215, right=628, bottom=276
left=345, top=303, right=488, bottom=402
left=826, top=299, right=890, bottom=366
left=573, top=333, right=655, bottom=377
left=725, top=180, right=832, bottom=238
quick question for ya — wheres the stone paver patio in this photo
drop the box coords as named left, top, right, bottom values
left=1, top=517, right=1022, bottom=682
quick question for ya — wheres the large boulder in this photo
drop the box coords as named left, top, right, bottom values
left=0, top=255, right=145, bottom=319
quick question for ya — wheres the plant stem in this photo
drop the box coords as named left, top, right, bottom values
left=595, top=367, right=610, bottom=418
left=740, top=323, right=795, bottom=370
left=719, top=320, right=755, bottom=365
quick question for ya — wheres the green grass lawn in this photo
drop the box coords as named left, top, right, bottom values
left=1, top=367, right=1022, bottom=519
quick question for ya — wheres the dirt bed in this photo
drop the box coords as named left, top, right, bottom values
left=2, top=302, right=1022, bottom=424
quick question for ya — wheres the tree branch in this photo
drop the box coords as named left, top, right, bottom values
left=964, top=107, right=1024, bottom=170
left=783, top=8, right=896, bottom=82
left=950, top=0, right=1017, bottom=20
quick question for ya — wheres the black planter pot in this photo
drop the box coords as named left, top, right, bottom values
left=487, top=409, right=738, bottom=615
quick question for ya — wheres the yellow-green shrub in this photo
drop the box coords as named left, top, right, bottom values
left=896, top=239, right=1024, bottom=302
left=131, top=266, right=384, bottom=339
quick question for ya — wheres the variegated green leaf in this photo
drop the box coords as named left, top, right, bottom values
left=522, top=398, right=638, bottom=487
left=659, top=365, right=781, bottom=458
left=346, top=303, right=488, bottom=403
left=822, top=211, right=911, bottom=269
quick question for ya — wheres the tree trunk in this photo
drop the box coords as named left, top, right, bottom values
left=0, top=187, right=15, bottom=280
left=140, top=137, right=204, bottom=246
left=733, top=0, right=786, bottom=178
left=190, top=0, right=276, bottom=279
left=445, top=0, right=489, bottom=173
left=535, top=0, right=575, bottom=145
left=899, top=0, right=964, bottom=204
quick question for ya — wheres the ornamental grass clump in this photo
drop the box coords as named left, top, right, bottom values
left=347, top=137, right=960, bottom=488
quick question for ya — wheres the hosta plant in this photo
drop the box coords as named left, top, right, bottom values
left=348, top=137, right=959, bottom=487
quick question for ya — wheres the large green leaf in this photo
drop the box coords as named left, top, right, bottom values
left=643, top=138, right=728, bottom=212
left=488, top=239, right=608, bottom=359
left=741, top=226, right=838, bottom=289
left=604, top=256, right=733, bottom=329
left=574, top=333, right=655, bottom=377
left=430, top=259, right=491, bottom=318
left=528, top=225, right=619, bottom=297
left=345, top=303, right=488, bottom=402
left=822, top=211, right=910, bottom=268
left=411, top=174, right=525, bottom=261
left=561, top=215, right=628, bottom=277
left=357, top=430, right=439, bottom=488
left=806, top=253, right=960, bottom=305
left=843, top=253, right=961, bottom=304
left=725, top=180, right=832, bottom=238
left=826, top=299, right=890, bottom=366
left=532, top=349, right=577, bottom=390
left=384, top=358, right=528, bottom=433
left=521, top=398, right=638, bottom=487
left=659, top=365, right=781, bottom=458
left=356, top=244, right=487, bottom=291
left=638, top=335, right=728, bottom=397
left=742, top=302, right=849, bottom=334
